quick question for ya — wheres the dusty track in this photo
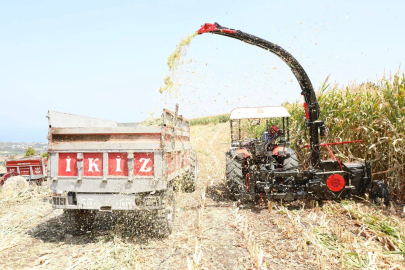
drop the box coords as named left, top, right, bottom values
left=1, top=122, right=405, bottom=269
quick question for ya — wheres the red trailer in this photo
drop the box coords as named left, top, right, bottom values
left=5, top=155, right=47, bottom=181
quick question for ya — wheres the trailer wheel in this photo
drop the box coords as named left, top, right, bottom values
left=369, top=180, right=390, bottom=206
left=282, top=150, right=299, bottom=170
left=225, top=153, right=245, bottom=201
left=151, top=190, right=175, bottom=237
left=64, top=209, right=97, bottom=233
left=184, top=152, right=198, bottom=192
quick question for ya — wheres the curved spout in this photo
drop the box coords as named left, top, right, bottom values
left=197, top=22, right=323, bottom=168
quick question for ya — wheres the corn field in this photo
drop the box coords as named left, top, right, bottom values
left=215, top=73, right=405, bottom=200
left=190, top=114, right=229, bottom=126
left=282, top=73, right=405, bottom=200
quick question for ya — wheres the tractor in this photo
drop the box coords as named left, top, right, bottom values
left=197, top=22, right=389, bottom=204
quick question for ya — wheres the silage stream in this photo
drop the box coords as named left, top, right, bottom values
left=159, top=32, right=198, bottom=94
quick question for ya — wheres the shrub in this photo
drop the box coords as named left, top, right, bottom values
left=191, top=114, right=230, bottom=126
left=25, top=147, right=36, bottom=157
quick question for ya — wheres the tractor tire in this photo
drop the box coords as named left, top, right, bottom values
left=282, top=150, right=299, bottom=170
left=64, top=209, right=97, bottom=233
left=225, top=153, right=245, bottom=201
left=369, top=180, right=390, bottom=206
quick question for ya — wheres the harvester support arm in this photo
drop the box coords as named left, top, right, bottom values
left=198, top=23, right=324, bottom=168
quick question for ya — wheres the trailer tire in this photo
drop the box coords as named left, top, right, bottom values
left=369, top=180, right=390, bottom=206
left=225, top=153, right=245, bottom=201
left=64, top=209, right=97, bottom=233
left=184, top=152, right=198, bottom=193
left=282, top=150, right=299, bottom=170
left=150, top=190, right=175, bottom=237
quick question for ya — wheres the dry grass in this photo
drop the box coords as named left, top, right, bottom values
left=138, top=117, right=163, bottom=126
left=0, top=176, right=29, bottom=199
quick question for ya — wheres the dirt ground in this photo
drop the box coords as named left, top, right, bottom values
left=1, top=123, right=405, bottom=269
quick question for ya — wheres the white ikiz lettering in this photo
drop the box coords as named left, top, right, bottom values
left=88, top=158, right=100, bottom=172
left=116, top=157, right=122, bottom=172
left=139, top=158, right=152, bottom=172
left=66, top=157, right=71, bottom=172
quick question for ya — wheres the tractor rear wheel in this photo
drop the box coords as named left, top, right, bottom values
left=225, top=153, right=245, bottom=201
left=282, top=150, right=299, bottom=170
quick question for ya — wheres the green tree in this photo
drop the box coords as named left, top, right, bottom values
left=42, top=152, right=48, bottom=158
left=25, top=147, right=36, bottom=157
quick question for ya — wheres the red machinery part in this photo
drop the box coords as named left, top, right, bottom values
left=302, top=140, right=363, bottom=149
left=326, top=174, right=345, bottom=192
left=303, top=103, right=310, bottom=119
left=198, top=23, right=218, bottom=34
left=197, top=23, right=237, bottom=35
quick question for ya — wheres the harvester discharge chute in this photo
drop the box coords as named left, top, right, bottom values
left=198, top=22, right=323, bottom=168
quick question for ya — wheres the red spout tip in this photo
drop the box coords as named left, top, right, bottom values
left=198, top=23, right=218, bottom=34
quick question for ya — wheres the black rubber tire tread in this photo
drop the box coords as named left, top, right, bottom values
left=225, top=154, right=245, bottom=200
left=184, top=152, right=198, bottom=193
left=64, top=209, right=96, bottom=233
left=149, top=190, right=175, bottom=238
left=282, top=150, right=299, bottom=170
left=370, top=180, right=390, bottom=206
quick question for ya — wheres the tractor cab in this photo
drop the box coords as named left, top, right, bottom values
left=229, top=106, right=292, bottom=159
left=230, top=106, right=290, bottom=145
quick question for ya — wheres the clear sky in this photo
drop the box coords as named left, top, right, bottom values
left=0, top=0, right=404, bottom=142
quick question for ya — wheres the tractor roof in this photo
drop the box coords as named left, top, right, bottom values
left=230, top=106, right=291, bottom=120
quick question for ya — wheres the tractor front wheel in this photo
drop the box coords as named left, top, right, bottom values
left=282, top=150, right=299, bottom=170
